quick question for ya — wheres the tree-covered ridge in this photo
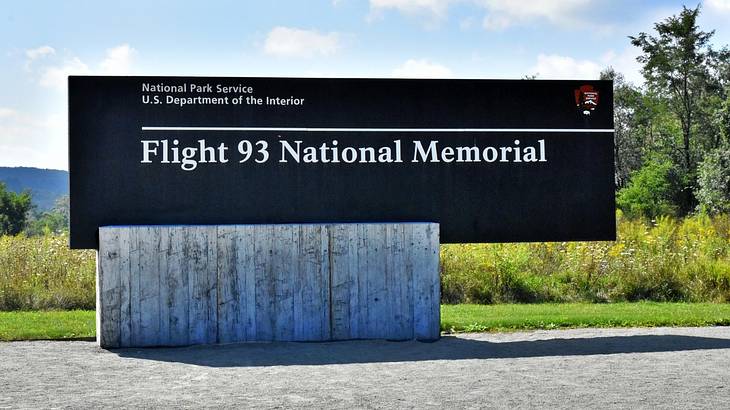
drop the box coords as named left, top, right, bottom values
left=0, top=167, right=69, bottom=236
left=0, top=167, right=68, bottom=211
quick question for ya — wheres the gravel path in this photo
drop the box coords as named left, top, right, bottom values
left=1, top=327, right=729, bottom=409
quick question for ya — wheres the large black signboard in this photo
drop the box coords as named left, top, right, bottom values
left=68, top=76, right=615, bottom=249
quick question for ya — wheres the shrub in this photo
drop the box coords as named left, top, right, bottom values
left=617, top=159, right=677, bottom=218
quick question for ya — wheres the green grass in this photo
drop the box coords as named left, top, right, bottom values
left=441, top=302, right=730, bottom=332
left=2, top=303, right=730, bottom=341
left=0, top=310, right=95, bottom=341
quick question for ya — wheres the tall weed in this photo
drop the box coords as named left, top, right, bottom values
left=0, top=233, right=95, bottom=310
left=442, top=213, right=730, bottom=304
left=2, top=214, right=729, bottom=310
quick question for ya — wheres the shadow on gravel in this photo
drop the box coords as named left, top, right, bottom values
left=113, top=334, right=730, bottom=367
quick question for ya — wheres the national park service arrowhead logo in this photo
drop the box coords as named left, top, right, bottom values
left=575, top=85, right=599, bottom=116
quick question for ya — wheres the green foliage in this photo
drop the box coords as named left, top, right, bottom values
left=696, top=146, right=730, bottom=214
left=441, top=214, right=730, bottom=305
left=25, top=195, right=69, bottom=236
left=0, top=233, right=95, bottom=311
left=627, top=5, right=730, bottom=214
left=601, top=68, right=645, bottom=188
left=630, top=5, right=718, bottom=167
left=616, top=159, right=676, bottom=218
left=0, top=182, right=32, bottom=235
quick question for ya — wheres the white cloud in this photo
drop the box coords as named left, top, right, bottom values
left=99, top=44, right=136, bottom=75
left=369, top=0, right=454, bottom=18
left=369, top=0, right=598, bottom=30
left=530, top=53, right=602, bottom=80
left=24, top=45, right=56, bottom=70
left=705, top=0, right=730, bottom=12
left=25, top=45, right=55, bottom=61
left=0, top=108, right=17, bottom=118
left=599, top=47, right=643, bottom=85
left=39, top=57, right=91, bottom=89
left=479, top=0, right=592, bottom=30
left=527, top=48, right=643, bottom=83
left=263, top=27, right=340, bottom=58
left=35, top=44, right=136, bottom=89
left=482, top=14, right=511, bottom=30
left=0, top=109, right=67, bottom=170
left=392, top=58, right=453, bottom=78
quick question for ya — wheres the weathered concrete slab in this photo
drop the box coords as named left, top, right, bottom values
left=97, top=223, right=440, bottom=348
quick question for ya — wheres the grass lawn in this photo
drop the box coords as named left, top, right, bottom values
left=2, top=303, right=730, bottom=341
left=441, top=302, right=730, bottom=332
left=0, top=310, right=95, bottom=341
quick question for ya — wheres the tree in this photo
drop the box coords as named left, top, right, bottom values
left=630, top=5, right=727, bottom=212
left=631, top=5, right=712, bottom=169
left=0, top=182, right=32, bottom=235
left=25, top=195, right=70, bottom=236
left=696, top=146, right=730, bottom=214
left=600, top=67, right=645, bottom=188
left=616, top=158, right=677, bottom=219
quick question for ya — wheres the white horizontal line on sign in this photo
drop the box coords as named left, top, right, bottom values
left=141, top=126, right=615, bottom=133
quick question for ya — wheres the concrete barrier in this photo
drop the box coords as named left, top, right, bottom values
left=97, top=223, right=440, bottom=348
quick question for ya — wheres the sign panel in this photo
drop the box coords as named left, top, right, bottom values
left=69, top=76, right=615, bottom=249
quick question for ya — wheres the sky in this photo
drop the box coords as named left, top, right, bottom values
left=2, top=0, right=730, bottom=170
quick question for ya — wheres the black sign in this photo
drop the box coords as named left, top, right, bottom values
left=68, top=76, right=615, bottom=249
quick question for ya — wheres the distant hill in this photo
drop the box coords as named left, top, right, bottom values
left=0, top=167, right=69, bottom=211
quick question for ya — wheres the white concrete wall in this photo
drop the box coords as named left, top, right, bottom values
left=97, top=223, right=440, bottom=348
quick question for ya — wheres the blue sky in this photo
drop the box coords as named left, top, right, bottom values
left=2, top=0, right=730, bottom=170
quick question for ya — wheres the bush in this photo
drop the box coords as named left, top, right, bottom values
left=617, top=159, right=677, bottom=218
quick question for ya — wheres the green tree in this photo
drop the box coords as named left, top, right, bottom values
left=25, top=195, right=70, bottom=236
left=696, top=146, right=730, bottom=214
left=601, top=68, right=645, bottom=188
left=0, top=182, right=32, bottom=235
left=630, top=5, right=728, bottom=212
left=617, top=158, right=677, bottom=219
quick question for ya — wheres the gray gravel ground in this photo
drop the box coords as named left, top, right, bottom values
left=1, top=326, right=729, bottom=409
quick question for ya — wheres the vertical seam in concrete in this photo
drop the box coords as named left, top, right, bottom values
left=166, top=229, right=172, bottom=345
left=126, top=232, right=132, bottom=346
left=184, top=228, right=191, bottom=346
left=135, top=230, right=141, bottom=345
left=410, top=225, right=416, bottom=340
left=215, top=226, right=221, bottom=344
left=157, top=229, right=162, bottom=346
left=327, top=225, right=334, bottom=340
